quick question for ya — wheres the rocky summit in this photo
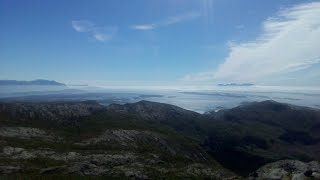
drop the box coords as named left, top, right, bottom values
left=0, top=100, right=320, bottom=179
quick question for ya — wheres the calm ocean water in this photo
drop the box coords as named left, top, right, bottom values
left=1, top=85, right=320, bottom=113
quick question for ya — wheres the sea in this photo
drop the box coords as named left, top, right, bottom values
left=0, top=85, right=319, bottom=113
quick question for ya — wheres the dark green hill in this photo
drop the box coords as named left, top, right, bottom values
left=0, top=100, right=237, bottom=179
left=0, top=100, right=319, bottom=178
left=202, top=100, right=320, bottom=175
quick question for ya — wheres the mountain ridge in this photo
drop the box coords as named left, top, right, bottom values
left=0, top=79, right=65, bottom=86
left=0, top=100, right=319, bottom=179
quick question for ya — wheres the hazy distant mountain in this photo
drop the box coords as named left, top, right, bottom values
left=218, top=83, right=254, bottom=86
left=0, top=79, right=65, bottom=86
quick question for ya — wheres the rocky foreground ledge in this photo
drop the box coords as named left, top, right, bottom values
left=249, top=160, right=320, bottom=180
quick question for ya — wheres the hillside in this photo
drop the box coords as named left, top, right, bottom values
left=0, top=100, right=319, bottom=179
left=0, top=100, right=238, bottom=179
left=203, top=100, right=320, bottom=175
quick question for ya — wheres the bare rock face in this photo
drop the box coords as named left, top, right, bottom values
left=249, top=160, right=320, bottom=180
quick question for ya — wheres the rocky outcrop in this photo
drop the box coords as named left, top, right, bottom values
left=0, top=127, right=57, bottom=141
left=249, top=160, right=320, bottom=180
left=3, top=146, right=56, bottom=160
left=0, top=146, right=239, bottom=179
left=78, top=129, right=176, bottom=155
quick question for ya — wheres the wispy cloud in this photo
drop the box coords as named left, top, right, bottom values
left=71, top=20, right=94, bottom=32
left=184, top=2, right=320, bottom=85
left=131, top=24, right=156, bottom=30
left=71, top=20, right=117, bottom=42
left=131, top=12, right=201, bottom=30
left=92, top=27, right=117, bottom=42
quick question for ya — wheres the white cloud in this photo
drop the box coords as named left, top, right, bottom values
left=131, top=12, right=200, bottom=30
left=92, top=27, right=117, bottom=42
left=130, top=24, right=156, bottom=30
left=71, top=20, right=117, bottom=42
left=71, top=20, right=94, bottom=32
left=184, top=2, right=320, bottom=85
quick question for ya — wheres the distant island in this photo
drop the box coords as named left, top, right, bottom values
left=0, top=79, right=66, bottom=86
left=218, top=83, right=254, bottom=86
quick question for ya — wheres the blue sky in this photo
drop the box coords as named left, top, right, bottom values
left=1, top=0, right=319, bottom=87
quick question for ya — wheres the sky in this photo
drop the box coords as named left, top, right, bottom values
left=1, top=0, right=320, bottom=87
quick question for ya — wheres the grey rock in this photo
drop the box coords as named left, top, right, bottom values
left=312, top=172, right=320, bottom=178
left=0, top=127, right=56, bottom=141
left=3, top=146, right=25, bottom=156
left=3, top=146, right=56, bottom=160
left=80, top=129, right=176, bottom=155
left=250, top=160, right=320, bottom=180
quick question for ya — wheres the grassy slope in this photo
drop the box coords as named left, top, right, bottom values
left=0, top=102, right=236, bottom=179
left=1, top=100, right=319, bottom=177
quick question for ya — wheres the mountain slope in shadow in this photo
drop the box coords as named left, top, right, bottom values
left=202, top=100, right=320, bottom=175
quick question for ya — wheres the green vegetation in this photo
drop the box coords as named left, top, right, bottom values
left=0, top=100, right=319, bottom=178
